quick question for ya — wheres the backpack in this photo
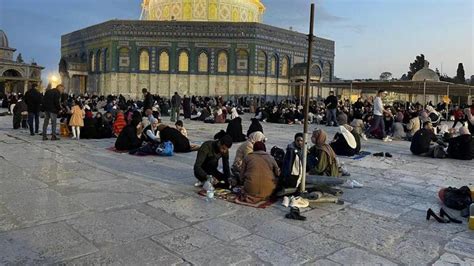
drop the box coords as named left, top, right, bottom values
left=156, top=141, right=174, bottom=156
left=441, top=186, right=472, bottom=210
left=271, top=146, right=285, bottom=168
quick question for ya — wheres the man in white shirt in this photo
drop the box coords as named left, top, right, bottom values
left=371, top=90, right=392, bottom=142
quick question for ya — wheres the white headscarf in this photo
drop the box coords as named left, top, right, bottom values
left=231, top=107, right=239, bottom=119
left=248, top=131, right=266, bottom=144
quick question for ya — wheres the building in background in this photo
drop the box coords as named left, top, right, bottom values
left=0, top=30, right=43, bottom=95
left=60, top=0, right=335, bottom=99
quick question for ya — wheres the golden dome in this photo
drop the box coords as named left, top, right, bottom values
left=141, top=0, right=266, bottom=23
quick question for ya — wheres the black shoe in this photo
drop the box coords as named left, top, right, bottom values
left=426, top=208, right=449, bottom=223
left=51, top=135, right=60, bottom=141
left=42, top=135, right=48, bottom=141
left=385, top=152, right=393, bottom=158
left=440, top=208, right=462, bottom=224
left=373, top=152, right=384, bottom=157
left=30, top=132, right=35, bottom=136
left=285, top=207, right=307, bottom=221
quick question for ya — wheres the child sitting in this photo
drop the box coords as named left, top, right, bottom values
left=175, top=120, right=188, bottom=138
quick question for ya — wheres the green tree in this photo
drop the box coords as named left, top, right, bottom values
left=454, top=63, right=466, bottom=84
left=406, top=54, right=425, bottom=80
left=379, top=72, right=392, bottom=80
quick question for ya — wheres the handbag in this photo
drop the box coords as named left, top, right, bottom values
left=156, top=141, right=174, bottom=156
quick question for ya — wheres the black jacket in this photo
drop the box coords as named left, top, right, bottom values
left=324, top=95, right=338, bottom=110
left=115, top=125, right=143, bottom=151
left=24, top=89, right=42, bottom=113
left=447, top=135, right=473, bottom=160
left=410, top=128, right=438, bottom=155
left=160, top=126, right=191, bottom=153
left=42, top=89, right=61, bottom=113
left=247, top=118, right=264, bottom=137
left=143, top=93, right=154, bottom=111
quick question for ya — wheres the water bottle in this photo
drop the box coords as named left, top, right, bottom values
left=469, top=203, right=474, bottom=230
left=205, top=175, right=215, bottom=201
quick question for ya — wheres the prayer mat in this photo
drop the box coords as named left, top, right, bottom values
left=106, top=146, right=129, bottom=154
left=197, top=189, right=276, bottom=209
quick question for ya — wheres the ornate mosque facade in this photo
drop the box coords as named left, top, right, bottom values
left=60, top=0, right=335, bottom=99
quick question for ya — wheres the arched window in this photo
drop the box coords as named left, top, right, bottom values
left=90, top=51, right=96, bottom=72
left=118, top=47, right=130, bottom=69
left=139, top=49, right=150, bottom=71
left=257, top=50, right=267, bottom=75
left=103, top=49, right=108, bottom=72
left=198, top=52, right=209, bottom=73
left=270, top=55, right=278, bottom=76
left=217, top=51, right=228, bottom=73
left=236, top=50, right=248, bottom=72
left=178, top=51, right=189, bottom=72
left=159, top=50, right=169, bottom=72
left=281, top=56, right=289, bottom=78
left=98, top=50, right=104, bottom=72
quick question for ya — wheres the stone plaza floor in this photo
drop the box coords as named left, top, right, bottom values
left=0, top=110, right=473, bottom=265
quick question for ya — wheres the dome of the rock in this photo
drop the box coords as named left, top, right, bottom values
left=141, top=0, right=265, bottom=22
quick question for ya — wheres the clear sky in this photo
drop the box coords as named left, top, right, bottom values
left=0, top=0, right=472, bottom=81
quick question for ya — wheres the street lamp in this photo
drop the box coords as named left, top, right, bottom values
left=48, top=74, right=61, bottom=88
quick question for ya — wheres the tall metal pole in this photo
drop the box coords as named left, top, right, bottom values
left=300, top=3, right=315, bottom=193
left=423, top=80, right=427, bottom=108
left=446, top=85, right=450, bottom=121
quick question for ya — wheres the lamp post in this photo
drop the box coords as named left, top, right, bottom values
left=300, top=3, right=317, bottom=193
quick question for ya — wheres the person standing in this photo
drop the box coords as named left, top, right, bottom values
left=142, top=88, right=154, bottom=115
left=170, top=92, right=181, bottom=122
left=324, top=90, right=338, bottom=126
left=42, top=84, right=64, bottom=141
left=69, top=100, right=85, bottom=140
left=371, top=90, right=392, bottom=142
left=24, top=84, right=42, bottom=136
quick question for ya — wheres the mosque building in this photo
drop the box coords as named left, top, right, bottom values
left=0, top=30, right=43, bottom=95
left=59, top=0, right=335, bottom=99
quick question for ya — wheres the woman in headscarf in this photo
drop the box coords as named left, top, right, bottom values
left=226, top=116, right=246, bottom=143
left=391, top=113, right=406, bottom=140
left=158, top=124, right=191, bottom=153
left=230, top=107, right=239, bottom=120
left=115, top=118, right=143, bottom=151
left=113, top=111, right=127, bottom=137
left=239, top=142, right=280, bottom=204
left=308, top=129, right=341, bottom=177
left=247, top=118, right=264, bottom=137
left=142, top=117, right=160, bottom=143
left=95, top=112, right=113, bottom=139
left=232, top=131, right=266, bottom=178
left=81, top=109, right=97, bottom=139
left=464, top=108, right=474, bottom=135
left=330, top=126, right=359, bottom=156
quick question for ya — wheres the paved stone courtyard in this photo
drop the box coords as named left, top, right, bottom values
left=0, top=110, right=473, bottom=265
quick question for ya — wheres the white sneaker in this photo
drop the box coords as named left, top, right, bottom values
left=282, top=196, right=290, bottom=208
left=194, top=181, right=203, bottom=187
left=362, top=134, right=368, bottom=141
left=342, top=180, right=354, bottom=189
left=383, top=136, right=392, bottom=142
left=351, top=180, right=363, bottom=188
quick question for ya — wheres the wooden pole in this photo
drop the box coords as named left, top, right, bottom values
left=300, top=3, right=315, bottom=193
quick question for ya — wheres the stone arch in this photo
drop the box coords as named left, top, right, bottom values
left=270, top=54, right=279, bottom=77
left=217, top=50, right=229, bottom=74
left=158, top=49, right=170, bottom=72
left=1, top=68, right=23, bottom=77
left=138, top=48, right=151, bottom=71
left=257, top=50, right=267, bottom=76
left=178, top=49, right=190, bottom=72
left=197, top=50, right=209, bottom=73
left=281, top=55, right=290, bottom=78
left=236, top=49, right=249, bottom=74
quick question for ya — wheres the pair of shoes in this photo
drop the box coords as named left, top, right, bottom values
left=383, top=136, right=393, bottom=142
left=285, top=207, right=307, bottom=221
left=342, top=180, right=364, bottom=189
left=426, top=208, right=461, bottom=223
